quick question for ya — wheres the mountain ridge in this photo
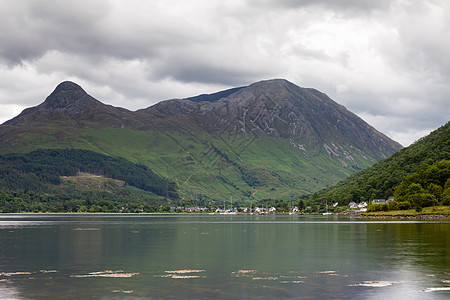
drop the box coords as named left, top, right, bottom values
left=4, top=81, right=149, bottom=129
left=0, top=79, right=402, bottom=202
left=143, top=79, right=400, bottom=159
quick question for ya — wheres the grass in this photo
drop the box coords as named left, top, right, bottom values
left=360, top=206, right=450, bottom=217
left=61, top=172, right=126, bottom=191
left=0, top=126, right=386, bottom=204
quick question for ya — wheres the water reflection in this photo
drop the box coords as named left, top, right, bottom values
left=0, top=214, right=449, bottom=299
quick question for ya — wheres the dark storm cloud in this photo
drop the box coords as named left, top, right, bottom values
left=0, top=0, right=198, bottom=66
left=0, top=1, right=110, bottom=65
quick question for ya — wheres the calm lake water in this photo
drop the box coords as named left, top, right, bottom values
left=0, top=214, right=449, bottom=299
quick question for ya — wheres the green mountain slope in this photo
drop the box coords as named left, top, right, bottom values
left=310, top=121, right=450, bottom=205
left=0, top=80, right=402, bottom=204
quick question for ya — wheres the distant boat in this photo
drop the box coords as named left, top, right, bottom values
left=220, top=210, right=236, bottom=215
left=323, top=200, right=332, bottom=215
left=220, top=196, right=236, bottom=215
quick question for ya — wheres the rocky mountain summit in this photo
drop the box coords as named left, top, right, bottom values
left=4, top=81, right=146, bottom=128
left=144, top=79, right=401, bottom=162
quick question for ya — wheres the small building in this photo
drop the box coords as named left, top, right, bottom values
left=372, top=199, right=383, bottom=204
left=358, top=202, right=368, bottom=208
left=349, top=202, right=358, bottom=209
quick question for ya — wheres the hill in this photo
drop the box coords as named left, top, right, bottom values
left=0, top=79, right=402, bottom=204
left=0, top=149, right=178, bottom=213
left=308, top=121, right=450, bottom=208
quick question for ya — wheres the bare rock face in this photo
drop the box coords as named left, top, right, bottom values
left=145, top=79, right=402, bottom=159
left=4, top=81, right=103, bottom=125
left=37, top=81, right=105, bottom=114
left=4, top=81, right=146, bottom=128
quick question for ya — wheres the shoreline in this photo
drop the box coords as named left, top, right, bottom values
left=2, top=211, right=450, bottom=220
left=356, top=214, right=450, bottom=220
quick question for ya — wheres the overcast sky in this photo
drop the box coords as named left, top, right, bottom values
left=0, top=0, right=448, bottom=146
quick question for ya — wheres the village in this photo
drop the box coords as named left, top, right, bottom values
left=163, top=198, right=396, bottom=214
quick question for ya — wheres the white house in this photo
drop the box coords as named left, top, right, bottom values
left=349, top=202, right=358, bottom=209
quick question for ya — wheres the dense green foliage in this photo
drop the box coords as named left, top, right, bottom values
left=367, top=160, right=450, bottom=212
left=0, top=149, right=178, bottom=197
left=0, top=149, right=178, bottom=213
left=0, top=189, right=172, bottom=213
left=307, top=121, right=450, bottom=207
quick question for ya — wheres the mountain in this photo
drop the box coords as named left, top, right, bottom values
left=142, top=79, right=397, bottom=156
left=0, top=79, right=402, bottom=204
left=310, top=121, right=450, bottom=206
left=4, top=81, right=148, bottom=128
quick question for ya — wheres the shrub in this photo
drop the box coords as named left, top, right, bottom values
left=442, top=189, right=450, bottom=205
left=367, top=204, right=384, bottom=212
left=396, top=201, right=411, bottom=210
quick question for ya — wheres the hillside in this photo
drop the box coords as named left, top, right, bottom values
left=309, top=121, right=450, bottom=206
left=0, top=149, right=178, bottom=213
left=0, top=79, right=402, bottom=204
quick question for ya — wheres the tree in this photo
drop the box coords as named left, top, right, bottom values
left=410, top=193, right=436, bottom=210
left=297, top=199, right=305, bottom=210
left=427, top=183, right=443, bottom=202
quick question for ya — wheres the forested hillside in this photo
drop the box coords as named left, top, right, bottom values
left=308, top=121, right=450, bottom=207
left=365, top=159, right=450, bottom=212
left=0, top=149, right=178, bottom=213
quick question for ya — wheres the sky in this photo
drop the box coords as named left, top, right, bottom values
left=0, top=0, right=449, bottom=146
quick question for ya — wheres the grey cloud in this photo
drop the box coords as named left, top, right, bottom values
left=0, top=0, right=199, bottom=66
left=0, top=0, right=111, bottom=65
left=337, top=88, right=450, bottom=144
left=374, top=1, right=450, bottom=83
left=0, top=0, right=448, bottom=146
left=148, top=56, right=274, bottom=87
left=249, top=0, right=392, bottom=14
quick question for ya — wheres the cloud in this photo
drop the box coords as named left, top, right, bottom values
left=0, top=0, right=448, bottom=146
left=251, top=0, right=392, bottom=13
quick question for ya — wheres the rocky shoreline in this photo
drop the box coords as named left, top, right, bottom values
left=355, top=214, right=450, bottom=220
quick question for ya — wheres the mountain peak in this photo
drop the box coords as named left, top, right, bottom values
left=3, top=81, right=106, bottom=125
left=249, top=78, right=294, bottom=89
left=41, top=81, right=102, bottom=111
left=53, top=81, right=85, bottom=93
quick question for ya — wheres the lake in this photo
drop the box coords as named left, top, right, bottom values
left=0, top=214, right=449, bottom=299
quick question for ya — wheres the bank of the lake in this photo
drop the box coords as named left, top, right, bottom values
left=359, top=206, right=450, bottom=219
